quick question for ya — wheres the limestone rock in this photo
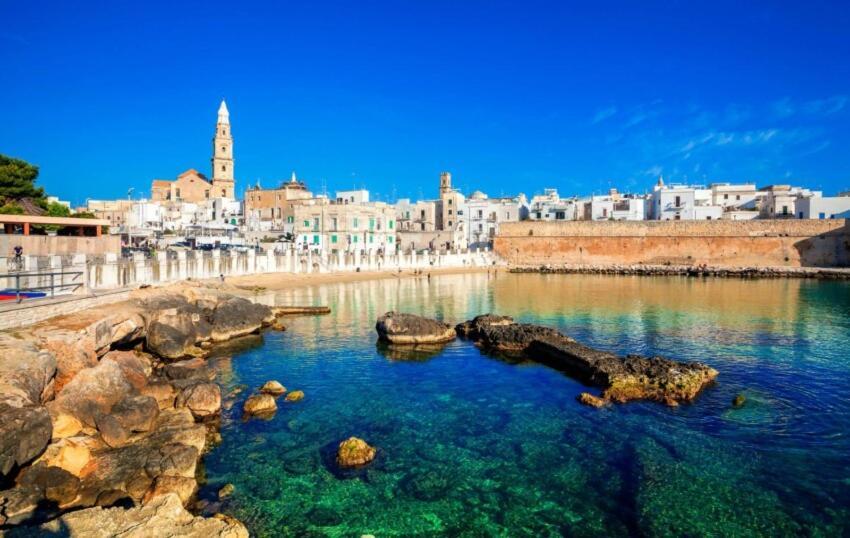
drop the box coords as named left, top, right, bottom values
left=143, top=475, right=197, bottom=505
left=11, top=492, right=248, bottom=537
left=209, top=297, right=273, bottom=342
left=0, top=335, right=57, bottom=407
left=95, top=414, right=129, bottom=448
left=577, top=392, right=609, bottom=408
left=140, top=381, right=178, bottom=410
left=218, top=483, right=235, bottom=499
left=375, top=312, right=456, bottom=345
left=51, top=358, right=133, bottom=428
left=39, top=330, right=98, bottom=394
left=336, top=437, right=376, bottom=468
left=144, top=442, right=199, bottom=478
left=243, top=393, right=276, bottom=416
left=146, top=304, right=210, bottom=360
left=0, top=404, right=52, bottom=477
left=17, top=463, right=81, bottom=506
left=166, top=357, right=214, bottom=381
left=105, top=350, right=152, bottom=391
left=51, top=413, right=83, bottom=440
left=284, top=390, right=304, bottom=402
left=35, top=438, right=91, bottom=477
left=260, top=380, right=286, bottom=395
left=111, top=395, right=160, bottom=433
left=175, top=382, right=222, bottom=419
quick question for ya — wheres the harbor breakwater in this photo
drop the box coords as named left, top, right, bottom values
left=494, top=219, right=850, bottom=269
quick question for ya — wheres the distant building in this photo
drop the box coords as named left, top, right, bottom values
left=243, top=173, right=313, bottom=231
left=586, top=189, right=646, bottom=221
left=528, top=189, right=582, bottom=221
left=335, top=189, right=370, bottom=204
left=464, top=190, right=527, bottom=248
left=648, top=177, right=723, bottom=220
left=796, top=194, right=850, bottom=219
left=151, top=100, right=236, bottom=203
left=758, top=184, right=821, bottom=219
left=289, top=197, right=396, bottom=254
left=395, top=198, right=437, bottom=232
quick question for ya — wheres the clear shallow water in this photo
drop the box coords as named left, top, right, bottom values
left=200, top=273, right=850, bottom=537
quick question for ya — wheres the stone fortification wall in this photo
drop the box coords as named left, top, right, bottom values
left=494, top=220, right=850, bottom=268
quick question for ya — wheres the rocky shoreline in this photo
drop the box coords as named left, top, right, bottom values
left=377, top=312, right=718, bottom=406
left=0, top=282, right=308, bottom=535
left=510, top=263, right=850, bottom=279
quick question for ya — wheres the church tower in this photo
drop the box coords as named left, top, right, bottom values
left=211, top=100, right=235, bottom=198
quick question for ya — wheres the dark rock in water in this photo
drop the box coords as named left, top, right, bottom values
left=578, top=392, right=608, bottom=408
left=400, top=468, right=451, bottom=501
left=375, top=312, right=456, bottom=345
left=336, top=437, right=376, bottom=468
left=210, top=297, right=274, bottom=342
left=732, top=393, right=746, bottom=408
left=111, top=395, right=159, bottom=433
left=0, top=404, right=52, bottom=477
left=458, top=314, right=718, bottom=406
left=307, top=505, right=342, bottom=526
left=218, top=483, right=235, bottom=499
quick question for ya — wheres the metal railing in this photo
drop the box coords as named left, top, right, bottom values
left=0, top=270, right=85, bottom=303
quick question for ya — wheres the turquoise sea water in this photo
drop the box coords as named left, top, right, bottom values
left=199, top=273, right=850, bottom=537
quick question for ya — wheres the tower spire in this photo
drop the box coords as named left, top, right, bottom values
left=212, top=100, right=235, bottom=198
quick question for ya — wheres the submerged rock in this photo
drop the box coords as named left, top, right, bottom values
left=260, top=380, right=286, bottom=396
left=732, top=393, right=746, bottom=408
left=218, top=483, right=235, bottom=499
left=458, top=315, right=718, bottom=406
left=336, top=437, right=376, bottom=468
left=9, top=492, right=248, bottom=537
left=284, top=390, right=304, bottom=402
left=577, top=392, right=608, bottom=408
left=243, top=393, right=277, bottom=416
left=375, top=312, right=457, bottom=345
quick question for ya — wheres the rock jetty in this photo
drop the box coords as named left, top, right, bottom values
left=375, top=312, right=456, bottom=345
left=511, top=264, right=850, bottom=280
left=457, top=314, right=718, bottom=406
left=0, top=283, right=282, bottom=532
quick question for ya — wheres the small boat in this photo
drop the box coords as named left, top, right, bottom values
left=0, top=290, right=47, bottom=301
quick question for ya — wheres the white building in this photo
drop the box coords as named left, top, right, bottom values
left=335, top=189, right=370, bottom=205
left=648, top=178, right=723, bottom=220
left=464, top=191, right=527, bottom=249
left=796, top=194, right=850, bottom=219
left=528, top=189, right=583, bottom=221
left=586, top=189, right=647, bottom=221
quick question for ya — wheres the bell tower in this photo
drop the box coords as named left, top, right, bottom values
left=211, top=100, right=235, bottom=198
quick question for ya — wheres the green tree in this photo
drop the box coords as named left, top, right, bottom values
left=0, top=154, right=45, bottom=202
left=46, top=201, right=71, bottom=218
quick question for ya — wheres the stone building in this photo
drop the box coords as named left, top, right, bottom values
left=151, top=101, right=236, bottom=203
left=289, top=198, right=397, bottom=254
left=464, top=190, right=527, bottom=249
left=243, top=173, right=314, bottom=231
left=758, top=184, right=821, bottom=219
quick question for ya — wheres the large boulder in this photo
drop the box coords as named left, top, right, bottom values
left=375, top=312, right=456, bottom=345
left=175, top=382, right=221, bottom=419
left=0, top=404, right=52, bottom=477
left=145, top=302, right=211, bottom=360
left=111, top=395, right=160, bottom=433
left=0, top=335, right=57, bottom=408
left=243, top=393, right=276, bottom=416
left=260, top=380, right=286, bottom=395
left=141, top=381, right=178, bottom=410
left=105, top=351, right=153, bottom=391
left=50, top=358, right=133, bottom=428
left=38, top=330, right=98, bottom=394
left=165, top=358, right=214, bottom=381
left=209, top=297, right=273, bottom=342
left=6, top=492, right=248, bottom=537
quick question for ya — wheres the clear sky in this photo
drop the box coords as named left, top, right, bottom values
left=2, top=1, right=849, bottom=205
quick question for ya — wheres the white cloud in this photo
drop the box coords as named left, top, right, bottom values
left=591, top=106, right=617, bottom=124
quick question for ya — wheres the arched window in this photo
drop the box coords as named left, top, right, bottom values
left=221, top=165, right=226, bottom=171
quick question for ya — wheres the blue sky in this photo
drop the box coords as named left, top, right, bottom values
left=1, top=1, right=849, bottom=205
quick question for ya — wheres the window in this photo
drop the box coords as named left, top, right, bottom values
left=221, top=165, right=226, bottom=172
left=287, top=216, right=294, bottom=224
left=818, top=212, right=826, bottom=219
left=313, top=217, right=320, bottom=230
left=674, top=195, right=681, bottom=207
left=312, top=235, right=320, bottom=244
left=176, top=188, right=181, bottom=199
left=205, top=190, right=210, bottom=199
left=448, top=209, right=453, bottom=216
left=369, top=234, right=374, bottom=243
left=724, top=194, right=729, bottom=200
left=221, top=189, right=226, bottom=197
left=389, top=220, right=394, bottom=229
left=369, top=218, right=375, bottom=230
left=303, top=220, right=310, bottom=227
left=388, top=236, right=394, bottom=243
left=353, top=236, right=359, bottom=243
left=448, top=220, right=452, bottom=228
left=782, top=205, right=789, bottom=215
left=420, top=210, right=425, bottom=219
left=478, top=210, right=483, bottom=218
left=736, top=195, right=741, bottom=200
left=331, top=235, right=338, bottom=243
left=353, top=218, right=359, bottom=229
left=332, top=217, right=338, bottom=230
left=221, top=146, right=226, bottom=152
left=448, top=199, right=453, bottom=205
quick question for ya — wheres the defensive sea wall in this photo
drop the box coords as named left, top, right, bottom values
left=494, top=220, right=850, bottom=268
